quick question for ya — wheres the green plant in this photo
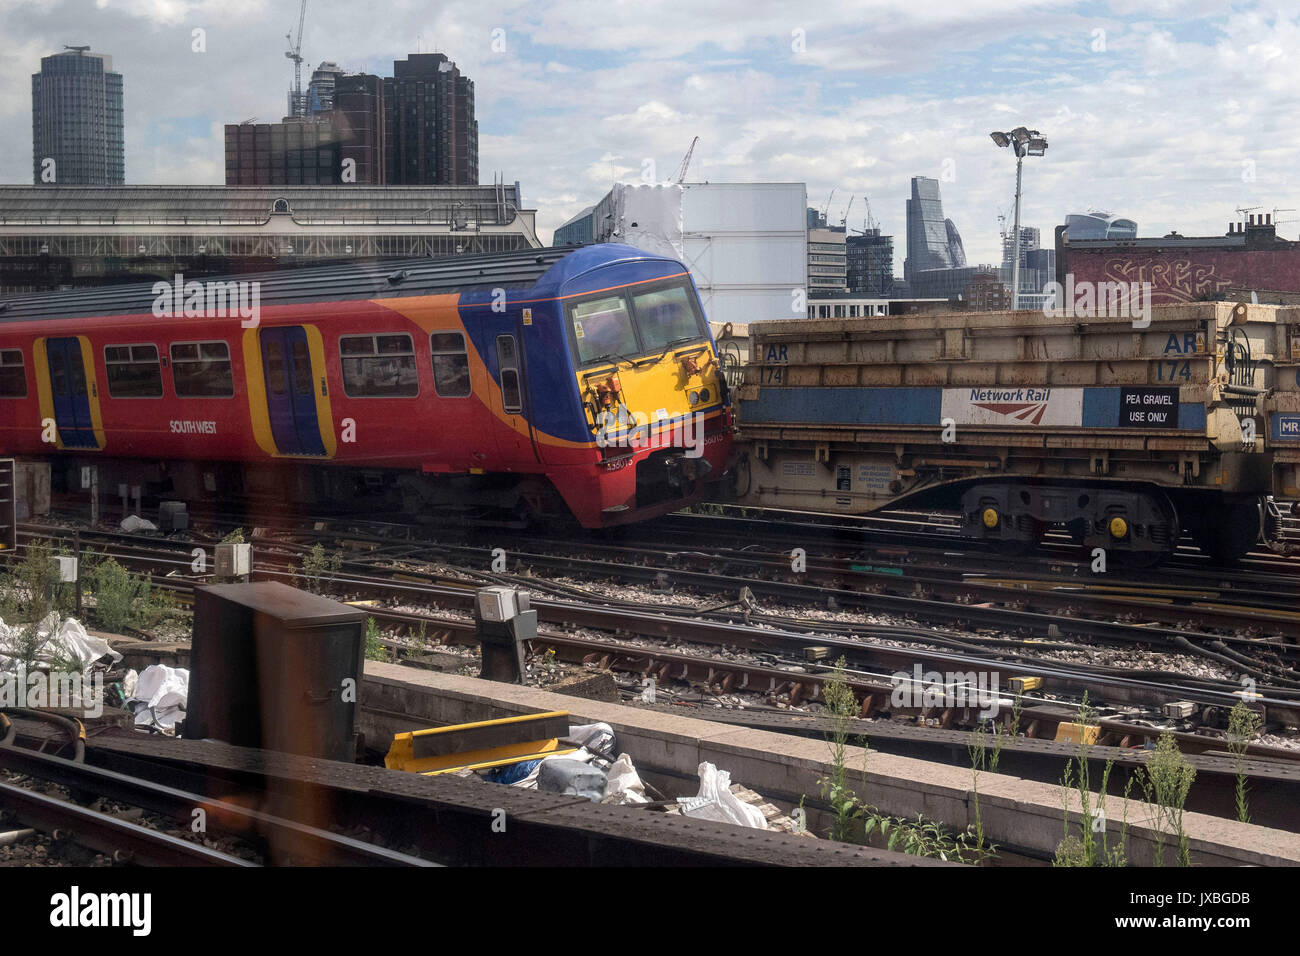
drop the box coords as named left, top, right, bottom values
left=816, top=657, right=867, bottom=842
left=863, top=810, right=990, bottom=863
left=297, top=544, right=343, bottom=594
left=1053, top=693, right=1131, bottom=867
left=220, top=527, right=246, bottom=545
left=0, top=540, right=72, bottom=624
left=364, top=617, right=388, bottom=662
left=86, top=556, right=174, bottom=634
left=1226, top=701, right=1262, bottom=824
left=1142, top=731, right=1196, bottom=867
left=967, top=708, right=1015, bottom=864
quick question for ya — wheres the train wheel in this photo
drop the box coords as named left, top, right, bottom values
left=1190, top=497, right=1262, bottom=564
left=994, top=517, right=1047, bottom=557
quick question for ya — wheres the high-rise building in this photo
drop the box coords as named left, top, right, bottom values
left=808, top=208, right=847, bottom=294
left=224, top=119, right=343, bottom=186
left=306, top=61, right=347, bottom=117
left=1064, top=211, right=1137, bottom=240
left=31, top=47, right=124, bottom=186
left=225, top=72, right=385, bottom=186
left=384, top=53, right=478, bottom=186
left=1001, top=225, right=1040, bottom=269
left=846, top=229, right=894, bottom=296
left=904, top=177, right=965, bottom=280
left=333, top=73, right=386, bottom=184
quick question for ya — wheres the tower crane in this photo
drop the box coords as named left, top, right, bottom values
left=674, top=136, right=699, bottom=183
left=285, top=0, right=308, bottom=118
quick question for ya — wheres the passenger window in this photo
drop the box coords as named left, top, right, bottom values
left=339, top=333, right=418, bottom=398
left=265, top=341, right=286, bottom=395
left=430, top=332, right=471, bottom=398
left=0, top=349, right=26, bottom=398
left=104, top=344, right=163, bottom=398
left=171, top=341, right=234, bottom=398
left=291, top=340, right=313, bottom=396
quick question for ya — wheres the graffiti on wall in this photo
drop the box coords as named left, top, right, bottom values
left=1101, top=258, right=1233, bottom=303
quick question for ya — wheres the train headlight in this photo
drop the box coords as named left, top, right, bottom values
left=688, top=389, right=700, bottom=406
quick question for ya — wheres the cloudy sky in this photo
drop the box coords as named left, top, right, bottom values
left=2, top=0, right=1298, bottom=271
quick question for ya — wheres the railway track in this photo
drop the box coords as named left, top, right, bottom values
left=12, top=518, right=1300, bottom=757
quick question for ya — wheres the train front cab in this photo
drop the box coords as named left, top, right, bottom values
left=535, top=252, right=733, bottom=526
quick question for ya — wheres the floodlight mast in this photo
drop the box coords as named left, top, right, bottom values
left=990, top=128, right=1048, bottom=309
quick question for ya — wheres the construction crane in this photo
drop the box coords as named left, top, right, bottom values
left=285, top=0, right=308, bottom=118
left=674, top=136, right=699, bottom=183
left=841, top=195, right=855, bottom=227
left=820, top=188, right=837, bottom=220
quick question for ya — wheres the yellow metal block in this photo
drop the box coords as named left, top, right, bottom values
left=385, top=710, right=571, bottom=773
left=1008, top=676, right=1043, bottom=694
left=1055, top=722, right=1100, bottom=745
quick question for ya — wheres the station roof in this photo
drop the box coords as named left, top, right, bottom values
left=0, top=184, right=526, bottom=227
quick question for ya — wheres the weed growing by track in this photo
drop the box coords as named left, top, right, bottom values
left=817, top=657, right=867, bottom=842
left=364, top=617, right=388, bottom=663
left=1226, top=700, right=1262, bottom=824
left=812, top=658, right=990, bottom=863
left=298, top=544, right=343, bottom=595
left=1143, top=731, right=1196, bottom=867
left=86, top=556, right=174, bottom=634
left=1053, top=693, right=1132, bottom=867
left=965, top=696, right=1019, bottom=864
left=0, top=540, right=73, bottom=623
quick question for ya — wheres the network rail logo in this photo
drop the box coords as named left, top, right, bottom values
left=151, top=273, right=260, bottom=328
left=1042, top=275, right=1153, bottom=328
left=889, top=665, right=1002, bottom=718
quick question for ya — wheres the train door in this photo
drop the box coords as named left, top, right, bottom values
left=44, top=337, right=98, bottom=449
left=259, top=326, right=327, bottom=456
left=493, top=333, right=541, bottom=462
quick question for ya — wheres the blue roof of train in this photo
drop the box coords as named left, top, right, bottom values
left=0, top=243, right=689, bottom=323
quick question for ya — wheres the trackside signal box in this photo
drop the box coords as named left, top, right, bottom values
left=186, top=581, right=366, bottom=762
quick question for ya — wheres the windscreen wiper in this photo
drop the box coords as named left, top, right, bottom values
left=587, top=353, right=634, bottom=368
left=636, top=336, right=701, bottom=366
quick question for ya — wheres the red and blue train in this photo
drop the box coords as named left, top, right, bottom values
left=0, top=244, right=734, bottom=527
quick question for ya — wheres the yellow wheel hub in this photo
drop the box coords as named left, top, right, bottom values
left=1109, top=516, right=1129, bottom=539
left=982, top=508, right=999, bottom=529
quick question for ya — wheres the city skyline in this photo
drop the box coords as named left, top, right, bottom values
left=2, top=0, right=1298, bottom=274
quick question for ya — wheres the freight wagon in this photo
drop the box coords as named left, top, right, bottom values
left=733, top=302, right=1292, bottom=562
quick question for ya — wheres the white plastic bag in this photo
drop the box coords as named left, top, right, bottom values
left=677, top=762, right=767, bottom=829
left=602, top=753, right=650, bottom=805
left=127, top=663, right=188, bottom=730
